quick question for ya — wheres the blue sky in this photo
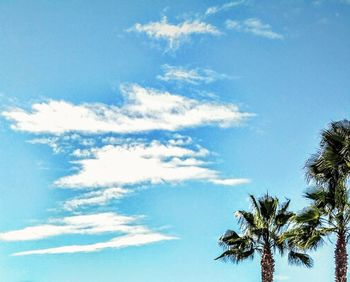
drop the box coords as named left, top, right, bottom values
left=0, top=0, right=349, bottom=281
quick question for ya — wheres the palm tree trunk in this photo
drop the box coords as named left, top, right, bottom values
left=261, top=243, right=275, bottom=282
left=335, top=230, right=348, bottom=282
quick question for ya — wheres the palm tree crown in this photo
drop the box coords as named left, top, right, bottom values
left=216, top=194, right=312, bottom=282
left=285, top=120, right=350, bottom=282
left=306, top=120, right=350, bottom=188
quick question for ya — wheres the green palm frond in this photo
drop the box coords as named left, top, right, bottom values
left=306, top=120, right=350, bottom=186
left=218, top=230, right=240, bottom=246
left=294, top=207, right=321, bottom=225
left=279, top=199, right=291, bottom=214
left=248, top=194, right=261, bottom=217
left=258, top=194, right=279, bottom=222
left=215, top=247, right=255, bottom=263
left=275, top=211, right=294, bottom=228
left=236, top=210, right=257, bottom=231
left=288, top=250, right=313, bottom=268
left=216, top=233, right=255, bottom=263
left=285, top=223, right=334, bottom=251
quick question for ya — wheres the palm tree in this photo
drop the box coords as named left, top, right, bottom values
left=285, top=120, right=350, bottom=282
left=216, top=194, right=312, bottom=282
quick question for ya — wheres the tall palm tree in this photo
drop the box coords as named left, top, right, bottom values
left=285, top=120, right=350, bottom=282
left=216, top=194, right=312, bottom=282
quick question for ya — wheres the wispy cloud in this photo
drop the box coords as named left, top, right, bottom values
left=128, top=16, right=220, bottom=49
left=27, top=134, right=95, bottom=154
left=157, top=65, right=231, bottom=84
left=0, top=213, right=144, bottom=241
left=205, top=1, right=244, bottom=16
left=13, top=232, right=175, bottom=256
left=28, top=137, right=65, bottom=154
left=63, top=187, right=131, bottom=210
left=55, top=138, right=249, bottom=189
left=3, top=84, right=252, bottom=135
left=209, top=178, right=250, bottom=186
left=226, top=18, right=284, bottom=40
left=0, top=212, right=176, bottom=256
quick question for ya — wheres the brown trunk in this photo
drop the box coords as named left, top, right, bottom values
left=335, top=230, right=348, bottom=282
left=261, top=243, right=275, bottom=282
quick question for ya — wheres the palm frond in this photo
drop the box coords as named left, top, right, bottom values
left=248, top=194, right=261, bottom=217
left=258, top=194, right=279, bottom=222
left=236, top=210, right=257, bottom=231
left=294, top=207, right=321, bottom=225
left=215, top=247, right=255, bottom=263
left=288, top=251, right=313, bottom=268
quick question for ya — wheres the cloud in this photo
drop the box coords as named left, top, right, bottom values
left=0, top=213, right=146, bottom=241
left=209, top=178, right=250, bottom=186
left=28, top=134, right=96, bottom=154
left=28, top=137, right=64, bottom=154
left=226, top=18, right=284, bottom=40
left=55, top=139, right=249, bottom=189
left=0, top=212, right=176, bottom=256
left=3, top=84, right=252, bottom=135
left=205, top=1, right=244, bottom=16
left=157, top=65, right=231, bottom=84
left=13, top=232, right=176, bottom=256
left=63, top=187, right=131, bottom=210
left=129, top=16, right=220, bottom=49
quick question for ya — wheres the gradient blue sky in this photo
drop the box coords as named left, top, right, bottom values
left=0, top=1, right=349, bottom=281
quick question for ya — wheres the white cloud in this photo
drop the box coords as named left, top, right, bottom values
left=0, top=213, right=145, bottom=241
left=168, top=134, right=192, bottom=146
left=55, top=139, right=249, bottom=189
left=226, top=18, right=284, bottom=40
left=63, top=187, right=131, bottom=210
left=28, top=137, right=64, bottom=154
left=205, top=1, right=244, bottom=16
left=0, top=212, right=176, bottom=256
left=157, top=65, right=231, bottom=84
left=28, top=134, right=96, bottom=155
left=72, top=148, right=94, bottom=158
left=13, top=232, right=176, bottom=256
left=209, top=178, right=250, bottom=186
left=3, top=84, right=252, bottom=135
left=129, top=16, right=220, bottom=49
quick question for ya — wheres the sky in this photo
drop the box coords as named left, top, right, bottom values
left=0, top=0, right=349, bottom=281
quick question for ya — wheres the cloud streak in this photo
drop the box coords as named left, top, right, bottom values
left=157, top=65, right=231, bottom=84
left=63, top=187, right=131, bottom=210
left=0, top=212, right=176, bottom=256
left=226, top=18, right=284, bottom=40
left=3, top=84, right=252, bottom=135
left=205, top=1, right=244, bottom=16
left=129, top=16, right=220, bottom=49
left=0, top=213, right=144, bottom=241
left=13, top=232, right=176, bottom=256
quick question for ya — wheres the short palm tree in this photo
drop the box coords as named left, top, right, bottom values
left=216, top=194, right=312, bottom=282
left=285, top=120, right=350, bottom=282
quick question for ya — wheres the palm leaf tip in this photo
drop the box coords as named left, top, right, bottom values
left=215, top=248, right=254, bottom=263
left=295, top=207, right=320, bottom=224
left=218, top=230, right=240, bottom=246
left=288, top=251, right=313, bottom=268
